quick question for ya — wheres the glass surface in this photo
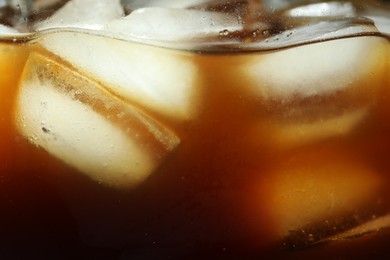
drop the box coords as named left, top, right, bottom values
left=1, top=0, right=390, bottom=258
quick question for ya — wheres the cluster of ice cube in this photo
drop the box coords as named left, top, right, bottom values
left=15, top=0, right=238, bottom=188
left=32, top=0, right=243, bottom=121
left=10, top=0, right=390, bottom=193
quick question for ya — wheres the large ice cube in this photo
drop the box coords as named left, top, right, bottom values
left=243, top=36, right=387, bottom=147
left=242, top=36, right=387, bottom=100
left=39, top=30, right=200, bottom=120
left=14, top=52, right=180, bottom=188
left=34, top=0, right=124, bottom=31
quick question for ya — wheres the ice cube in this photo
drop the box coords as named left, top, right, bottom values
left=257, top=149, right=383, bottom=241
left=34, top=0, right=124, bottom=31
left=104, top=7, right=243, bottom=42
left=40, top=30, right=200, bottom=120
left=242, top=37, right=387, bottom=101
left=242, top=36, right=387, bottom=100
left=14, top=52, right=180, bottom=188
left=243, top=36, right=387, bottom=147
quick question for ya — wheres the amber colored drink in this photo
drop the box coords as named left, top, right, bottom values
left=1, top=0, right=390, bottom=259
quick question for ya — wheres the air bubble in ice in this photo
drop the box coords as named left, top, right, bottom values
left=219, top=29, right=230, bottom=36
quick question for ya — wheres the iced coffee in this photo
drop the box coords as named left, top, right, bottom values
left=1, top=0, right=390, bottom=258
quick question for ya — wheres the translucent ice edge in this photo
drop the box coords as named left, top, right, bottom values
left=0, top=17, right=385, bottom=52
left=313, top=214, right=390, bottom=245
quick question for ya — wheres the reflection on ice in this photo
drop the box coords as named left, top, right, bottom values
left=286, top=2, right=356, bottom=17
left=242, top=36, right=387, bottom=100
left=14, top=52, right=180, bottom=188
left=35, top=0, right=123, bottom=31
left=105, top=7, right=243, bottom=42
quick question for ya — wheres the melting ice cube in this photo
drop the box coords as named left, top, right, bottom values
left=35, top=0, right=124, bottom=31
left=243, top=36, right=388, bottom=147
left=242, top=36, right=388, bottom=100
left=242, top=37, right=387, bottom=147
left=37, top=6, right=244, bottom=120
left=39, top=30, right=200, bottom=120
left=14, top=52, right=180, bottom=188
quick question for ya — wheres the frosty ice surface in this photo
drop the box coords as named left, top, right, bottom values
left=34, top=0, right=124, bottom=30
